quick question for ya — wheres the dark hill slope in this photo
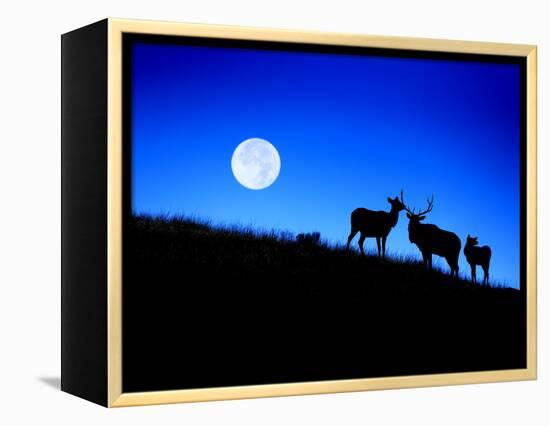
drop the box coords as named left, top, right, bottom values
left=123, top=215, right=526, bottom=392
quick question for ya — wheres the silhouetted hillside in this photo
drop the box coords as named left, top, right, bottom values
left=123, top=215, right=526, bottom=393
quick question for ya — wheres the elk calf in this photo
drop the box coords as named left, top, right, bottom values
left=464, top=235, right=492, bottom=285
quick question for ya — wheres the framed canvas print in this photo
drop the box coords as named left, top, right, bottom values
left=61, top=18, right=537, bottom=407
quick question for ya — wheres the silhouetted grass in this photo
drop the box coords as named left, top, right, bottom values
left=123, top=214, right=526, bottom=393
left=129, top=213, right=513, bottom=294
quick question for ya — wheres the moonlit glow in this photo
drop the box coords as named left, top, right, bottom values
left=231, top=138, right=281, bottom=190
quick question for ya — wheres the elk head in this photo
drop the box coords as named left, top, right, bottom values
left=400, top=193, right=434, bottom=243
left=401, top=193, right=434, bottom=225
left=466, top=234, right=479, bottom=247
left=387, top=190, right=406, bottom=213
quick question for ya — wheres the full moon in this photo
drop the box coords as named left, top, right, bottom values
left=231, top=138, right=281, bottom=190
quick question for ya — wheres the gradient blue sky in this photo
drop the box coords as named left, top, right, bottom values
left=131, top=41, right=521, bottom=288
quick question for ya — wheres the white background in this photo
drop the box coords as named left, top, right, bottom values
left=0, top=0, right=547, bottom=424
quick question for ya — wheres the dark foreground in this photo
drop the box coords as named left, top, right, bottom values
left=123, top=215, right=526, bottom=393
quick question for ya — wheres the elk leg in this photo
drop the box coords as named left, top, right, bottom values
left=382, top=236, right=387, bottom=259
left=447, top=261, right=458, bottom=278
left=346, top=228, right=359, bottom=251
left=449, top=259, right=458, bottom=278
left=376, top=237, right=381, bottom=258
left=358, top=233, right=366, bottom=255
left=422, top=252, right=432, bottom=270
left=483, top=265, right=489, bottom=286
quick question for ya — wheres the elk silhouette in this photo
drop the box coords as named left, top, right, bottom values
left=402, top=194, right=461, bottom=277
left=346, top=191, right=406, bottom=258
left=464, top=234, right=492, bottom=285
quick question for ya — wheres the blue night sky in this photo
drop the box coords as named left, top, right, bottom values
left=131, top=41, right=521, bottom=288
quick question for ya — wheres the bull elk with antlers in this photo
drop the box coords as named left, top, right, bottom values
left=401, top=194, right=461, bottom=277
left=346, top=191, right=406, bottom=258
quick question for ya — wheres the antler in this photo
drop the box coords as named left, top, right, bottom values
left=400, top=190, right=434, bottom=216
left=417, top=195, right=434, bottom=216
left=400, top=189, right=415, bottom=215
